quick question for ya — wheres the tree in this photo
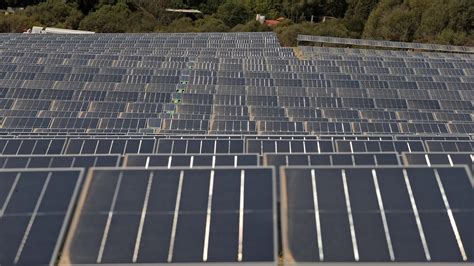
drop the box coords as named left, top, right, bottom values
left=274, top=21, right=314, bottom=46
left=380, top=7, right=417, bottom=41
left=362, top=0, right=473, bottom=44
left=0, top=13, right=34, bottom=32
left=160, top=17, right=195, bottom=32
left=281, top=0, right=325, bottom=22
left=195, top=16, right=229, bottom=32
left=13, top=0, right=84, bottom=29
left=362, top=0, right=401, bottom=39
left=67, top=0, right=99, bottom=14
left=436, top=29, right=471, bottom=45
left=314, top=18, right=350, bottom=37
left=232, top=20, right=272, bottom=32
left=445, top=0, right=473, bottom=33
left=2, top=0, right=44, bottom=9
left=414, top=0, right=447, bottom=41
left=79, top=1, right=130, bottom=32
left=345, top=0, right=379, bottom=21
left=324, top=0, right=348, bottom=18
left=215, top=1, right=251, bottom=28
left=126, top=10, right=157, bottom=32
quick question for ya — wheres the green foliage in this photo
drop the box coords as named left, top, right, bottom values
left=274, top=18, right=294, bottom=27
left=79, top=1, right=130, bottom=32
left=70, top=0, right=98, bottom=14
left=157, top=15, right=229, bottom=33
left=195, top=16, right=229, bottom=32
left=0, top=0, right=472, bottom=46
left=215, top=1, right=250, bottom=28
left=162, top=17, right=196, bottom=32
left=275, top=18, right=351, bottom=46
left=363, top=0, right=473, bottom=44
left=324, top=0, right=349, bottom=17
left=414, top=0, right=448, bottom=40
left=313, top=18, right=350, bottom=37
left=341, top=18, right=363, bottom=37
left=436, top=29, right=470, bottom=46
left=126, top=11, right=157, bottom=32
left=281, top=0, right=325, bottom=21
left=281, top=0, right=320, bottom=21
left=0, top=0, right=82, bottom=32
left=345, top=0, right=379, bottom=21
left=363, top=0, right=404, bottom=39
left=445, top=0, right=473, bottom=33
left=2, top=0, right=43, bottom=9
left=232, top=20, right=272, bottom=32
left=274, top=21, right=314, bottom=46
left=0, top=13, right=34, bottom=32
left=380, top=7, right=417, bottom=41
left=23, top=0, right=83, bottom=29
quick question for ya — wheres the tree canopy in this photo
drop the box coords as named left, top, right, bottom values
left=0, top=0, right=472, bottom=46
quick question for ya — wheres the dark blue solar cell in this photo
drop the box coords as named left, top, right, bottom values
left=315, top=169, right=345, bottom=211
left=137, top=214, right=173, bottom=262
left=207, top=213, right=239, bottom=261
left=320, top=213, right=354, bottom=261
left=353, top=213, right=391, bottom=261
left=62, top=168, right=275, bottom=263
left=385, top=213, right=427, bottom=261
left=0, top=170, right=82, bottom=265
left=102, top=215, right=140, bottom=263
left=345, top=168, right=379, bottom=211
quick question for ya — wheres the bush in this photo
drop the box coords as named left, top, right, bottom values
left=436, top=29, right=469, bottom=46
left=195, top=16, right=229, bottom=32
left=379, top=7, right=417, bottom=41
left=314, top=19, right=350, bottom=37
left=0, top=13, right=34, bottom=32
left=232, top=20, right=272, bottom=32
left=79, top=2, right=129, bottom=32
left=24, top=0, right=84, bottom=29
left=275, top=22, right=314, bottom=46
left=215, top=1, right=250, bottom=28
left=126, top=11, right=157, bottom=32
left=160, top=17, right=195, bottom=32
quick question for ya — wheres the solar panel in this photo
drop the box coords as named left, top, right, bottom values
left=64, top=138, right=156, bottom=154
left=0, top=31, right=473, bottom=263
left=335, top=140, right=425, bottom=153
left=60, top=167, right=276, bottom=264
left=157, top=139, right=244, bottom=154
left=395, top=135, right=471, bottom=141
left=0, top=154, right=121, bottom=169
left=281, top=166, right=474, bottom=262
left=0, top=168, right=84, bottom=265
left=0, top=138, right=66, bottom=155
left=402, top=152, right=474, bottom=175
left=297, top=35, right=474, bottom=53
left=425, top=140, right=474, bottom=152
left=264, top=152, right=401, bottom=167
left=246, top=139, right=334, bottom=154
left=124, top=154, right=259, bottom=167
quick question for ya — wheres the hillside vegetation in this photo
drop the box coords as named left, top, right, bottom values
left=1, top=0, right=472, bottom=46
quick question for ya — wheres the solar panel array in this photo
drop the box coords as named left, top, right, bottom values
left=298, top=34, right=474, bottom=54
left=0, top=32, right=472, bottom=265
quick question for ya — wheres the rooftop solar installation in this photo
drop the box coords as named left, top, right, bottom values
left=0, top=32, right=472, bottom=264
